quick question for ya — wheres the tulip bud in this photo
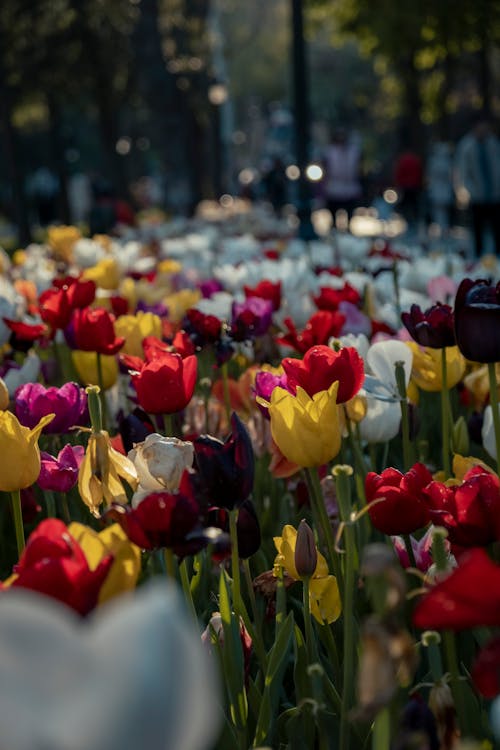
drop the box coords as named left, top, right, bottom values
left=451, top=416, right=469, bottom=456
left=428, top=680, right=457, bottom=750
left=294, top=519, right=317, bottom=579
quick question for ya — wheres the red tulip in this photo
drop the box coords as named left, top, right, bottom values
left=413, top=548, right=500, bottom=631
left=366, top=463, right=433, bottom=535
left=105, top=471, right=203, bottom=554
left=130, top=351, right=197, bottom=414
left=423, top=466, right=500, bottom=548
left=472, top=636, right=500, bottom=698
left=3, top=318, right=47, bottom=344
left=277, top=311, right=346, bottom=354
left=281, top=344, right=364, bottom=402
left=53, top=276, right=96, bottom=309
left=72, top=307, right=125, bottom=355
left=38, top=287, right=72, bottom=330
left=10, top=519, right=112, bottom=615
left=244, top=279, right=282, bottom=311
left=313, top=283, right=361, bottom=311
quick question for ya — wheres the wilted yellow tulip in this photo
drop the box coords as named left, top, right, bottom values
left=69, top=522, right=141, bottom=603
left=83, top=257, right=120, bottom=290
left=0, top=411, right=54, bottom=492
left=273, top=523, right=341, bottom=624
left=263, top=381, right=341, bottom=467
left=48, top=225, right=81, bottom=261
left=406, top=343, right=465, bottom=392
left=72, top=350, right=118, bottom=390
left=114, top=312, right=162, bottom=358
left=78, top=430, right=138, bottom=517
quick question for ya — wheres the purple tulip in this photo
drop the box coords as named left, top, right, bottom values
left=38, top=445, right=85, bottom=493
left=231, top=297, right=273, bottom=341
left=199, top=279, right=224, bottom=298
left=253, top=370, right=291, bottom=419
left=15, top=382, right=89, bottom=434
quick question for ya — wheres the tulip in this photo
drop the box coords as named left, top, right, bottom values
left=273, top=523, right=341, bottom=624
left=38, top=445, right=85, bottom=493
left=3, top=318, right=47, bottom=351
left=0, top=377, right=8, bottom=410
left=0, top=411, right=54, bottom=493
left=118, top=409, right=155, bottom=453
left=294, top=519, right=317, bottom=578
left=365, top=463, right=432, bottom=536
left=82, top=257, right=121, bottom=290
left=15, top=382, right=88, bottom=434
left=263, top=381, right=342, bottom=468
left=114, top=312, right=162, bottom=358
left=128, top=350, right=197, bottom=415
left=38, top=286, right=72, bottom=331
left=253, top=368, right=291, bottom=418
left=405, top=342, right=465, bottom=392
left=358, top=396, right=401, bottom=444
left=78, top=390, right=138, bottom=517
left=277, top=311, right=346, bottom=354
left=194, top=412, right=254, bottom=510
left=471, top=636, right=500, bottom=698
left=392, top=526, right=448, bottom=572
left=72, top=350, right=118, bottom=389
left=413, top=548, right=500, bottom=630
left=244, top=279, right=282, bottom=311
left=183, top=308, right=222, bottom=348
left=128, top=433, right=194, bottom=502
left=105, top=471, right=203, bottom=555
left=282, top=344, right=364, bottom=403
left=6, top=519, right=113, bottom=615
left=454, top=278, right=500, bottom=363
left=423, top=466, right=500, bottom=548
left=68, top=522, right=141, bottom=604
left=401, top=303, right=455, bottom=349
left=72, top=307, right=125, bottom=356
left=230, top=297, right=273, bottom=341
left=47, top=224, right=81, bottom=261
left=313, top=283, right=361, bottom=311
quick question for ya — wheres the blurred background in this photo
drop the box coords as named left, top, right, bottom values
left=0, top=0, right=499, bottom=245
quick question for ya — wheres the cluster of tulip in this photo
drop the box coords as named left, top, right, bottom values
left=1, top=224, right=500, bottom=750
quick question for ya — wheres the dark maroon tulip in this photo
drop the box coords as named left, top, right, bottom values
left=454, top=278, right=500, bottom=362
left=105, top=471, right=204, bottom=555
left=210, top=499, right=261, bottom=559
left=194, top=412, right=254, bottom=510
left=401, top=303, right=455, bottom=349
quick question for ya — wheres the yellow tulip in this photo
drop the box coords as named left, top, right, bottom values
left=263, top=381, right=341, bottom=467
left=464, top=362, right=500, bottom=409
left=119, top=277, right=138, bottom=312
left=0, top=411, right=54, bottom=492
left=0, top=378, right=9, bottom=410
left=273, top=524, right=341, bottom=624
left=163, top=289, right=201, bottom=323
left=48, top=225, right=81, bottom=261
left=78, top=430, right=138, bottom=517
left=158, top=259, right=182, bottom=275
left=345, top=393, right=367, bottom=424
left=114, top=312, right=162, bottom=358
left=69, top=522, right=141, bottom=604
left=406, top=343, right=465, bottom=392
left=83, top=257, right=120, bottom=290
left=72, top=350, right=118, bottom=390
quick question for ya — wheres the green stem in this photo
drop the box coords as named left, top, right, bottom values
left=333, top=466, right=356, bottom=750
left=162, top=412, right=174, bottom=437
left=372, top=707, right=390, bottom=750
left=229, top=508, right=241, bottom=613
left=96, top=353, right=108, bottom=432
left=395, top=361, right=412, bottom=471
left=59, top=492, right=71, bottom=524
left=164, top=547, right=177, bottom=580
left=243, top=559, right=259, bottom=631
left=179, top=559, right=197, bottom=621
left=443, top=630, right=467, bottom=736
left=488, top=362, right=500, bottom=472
left=45, top=490, right=57, bottom=518
left=302, top=577, right=316, bottom=665
left=221, top=361, right=232, bottom=425
left=275, top=564, right=287, bottom=634
left=441, top=348, right=451, bottom=478
left=10, top=489, right=25, bottom=558
left=304, top=467, right=342, bottom=592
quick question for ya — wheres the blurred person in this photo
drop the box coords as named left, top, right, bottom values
left=322, top=128, right=362, bottom=224
left=426, top=141, right=454, bottom=234
left=455, top=117, right=500, bottom=256
left=263, top=157, right=287, bottom=216
left=28, top=167, right=59, bottom=226
left=394, top=147, right=424, bottom=227
left=68, top=172, right=92, bottom=225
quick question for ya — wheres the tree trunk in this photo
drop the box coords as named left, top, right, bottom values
left=0, top=81, right=31, bottom=244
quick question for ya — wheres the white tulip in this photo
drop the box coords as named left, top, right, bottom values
left=0, top=584, right=220, bottom=750
left=129, top=433, right=194, bottom=505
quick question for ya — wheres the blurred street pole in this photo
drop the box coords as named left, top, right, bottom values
left=291, top=0, right=316, bottom=240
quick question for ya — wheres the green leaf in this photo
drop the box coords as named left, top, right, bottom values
left=253, top=611, right=294, bottom=746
